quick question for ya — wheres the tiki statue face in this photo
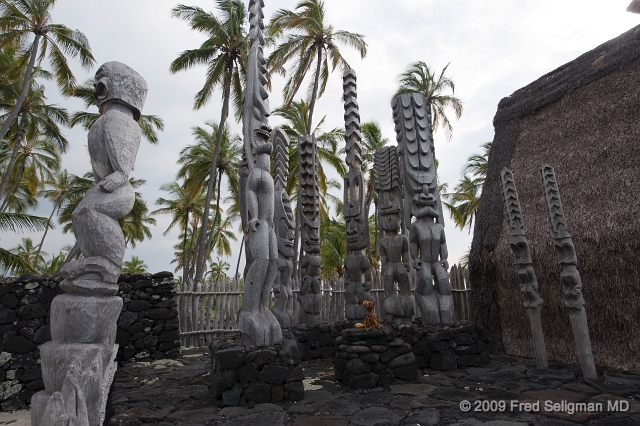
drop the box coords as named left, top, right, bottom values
left=411, top=184, right=438, bottom=220
left=344, top=170, right=367, bottom=250
left=381, top=212, right=400, bottom=233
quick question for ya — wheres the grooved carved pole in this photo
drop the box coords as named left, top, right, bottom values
left=391, top=92, right=453, bottom=325
left=500, top=168, right=548, bottom=369
left=541, top=165, right=597, bottom=379
left=298, top=133, right=322, bottom=324
left=238, top=0, right=282, bottom=347
left=271, top=128, right=295, bottom=328
left=342, top=69, right=372, bottom=321
left=375, top=146, right=413, bottom=324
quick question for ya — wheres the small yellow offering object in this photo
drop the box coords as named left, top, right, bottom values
left=354, top=323, right=365, bottom=328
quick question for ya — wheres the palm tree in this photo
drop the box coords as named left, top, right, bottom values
left=272, top=99, right=345, bottom=275
left=320, top=215, right=345, bottom=278
left=152, top=180, right=205, bottom=284
left=69, top=80, right=164, bottom=144
left=0, top=0, right=94, bottom=155
left=0, top=76, right=69, bottom=205
left=210, top=258, right=230, bottom=282
left=176, top=121, right=242, bottom=247
left=0, top=210, right=49, bottom=274
left=395, top=62, right=463, bottom=141
left=207, top=209, right=237, bottom=258
left=170, top=0, right=248, bottom=288
left=267, top=0, right=367, bottom=133
left=121, top=255, right=147, bottom=274
left=442, top=142, right=492, bottom=233
left=40, top=249, right=67, bottom=274
left=0, top=136, right=62, bottom=212
left=9, top=237, right=45, bottom=274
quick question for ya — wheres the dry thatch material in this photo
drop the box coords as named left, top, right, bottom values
left=470, top=24, right=640, bottom=372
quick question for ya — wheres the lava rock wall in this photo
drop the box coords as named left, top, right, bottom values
left=0, top=271, right=180, bottom=411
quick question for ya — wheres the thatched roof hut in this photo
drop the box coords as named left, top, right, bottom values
left=470, top=25, right=640, bottom=373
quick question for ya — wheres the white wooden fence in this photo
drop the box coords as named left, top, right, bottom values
left=176, top=264, right=471, bottom=347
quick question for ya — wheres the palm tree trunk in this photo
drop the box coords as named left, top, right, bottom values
left=305, top=46, right=323, bottom=135
left=35, top=202, right=59, bottom=258
left=0, top=115, right=27, bottom=207
left=206, top=168, right=223, bottom=260
left=192, top=62, right=233, bottom=288
left=0, top=34, right=40, bottom=176
left=181, top=209, right=190, bottom=284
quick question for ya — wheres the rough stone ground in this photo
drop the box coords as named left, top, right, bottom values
left=104, top=347, right=640, bottom=425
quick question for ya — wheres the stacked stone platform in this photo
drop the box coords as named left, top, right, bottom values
left=209, top=331, right=304, bottom=407
left=331, top=321, right=491, bottom=390
left=335, top=327, right=418, bottom=389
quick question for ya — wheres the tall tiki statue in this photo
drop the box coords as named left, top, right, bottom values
left=500, top=168, right=548, bottom=369
left=31, top=62, right=147, bottom=426
left=343, top=69, right=373, bottom=320
left=238, top=0, right=282, bottom=347
left=375, top=146, right=413, bottom=324
left=392, top=93, right=454, bottom=325
left=298, top=133, right=322, bottom=325
left=271, top=128, right=295, bottom=328
left=541, top=165, right=597, bottom=379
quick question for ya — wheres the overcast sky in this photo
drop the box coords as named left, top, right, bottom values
left=2, top=0, right=638, bottom=277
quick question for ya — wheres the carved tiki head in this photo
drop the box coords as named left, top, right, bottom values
left=93, top=62, right=147, bottom=121
left=344, top=169, right=367, bottom=250
left=381, top=212, right=400, bottom=233
left=301, top=214, right=320, bottom=254
left=411, top=183, right=439, bottom=220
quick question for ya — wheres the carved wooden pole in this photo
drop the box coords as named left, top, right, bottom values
left=392, top=93, right=453, bottom=325
left=375, top=146, right=413, bottom=324
left=238, top=0, right=282, bottom=346
left=342, top=69, right=373, bottom=320
left=500, top=168, right=548, bottom=369
left=271, top=128, right=295, bottom=328
left=541, top=165, right=597, bottom=379
left=298, top=134, right=322, bottom=324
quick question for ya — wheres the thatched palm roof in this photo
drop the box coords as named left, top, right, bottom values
left=470, top=24, right=640, bottom=372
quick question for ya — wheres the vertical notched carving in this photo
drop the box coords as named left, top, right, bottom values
left=342, top=69, right=372, bottom=321
left=238, top=0, right=282, bottom=346
left=500, top=168, right=547, bottom=369
left=271, top=128, right=295, bottom=328
left=375, top=146, right=413, bottom=324
left=392, top=92, right=453, bottom=325
left=298, top=134, right=322, bottom=324
left=541, top=164, right=597, bottom=379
